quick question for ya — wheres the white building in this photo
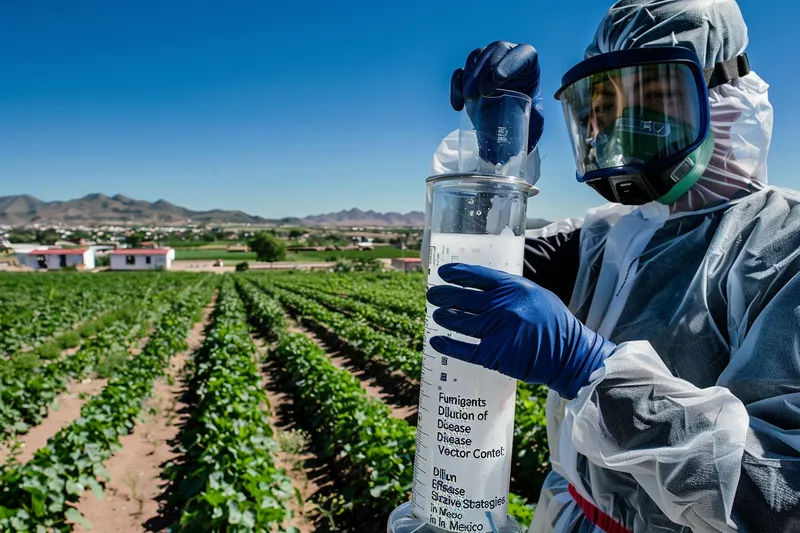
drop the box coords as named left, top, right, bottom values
left=17, top=248, right=95, bottom=271
left=6, top=242, right=53, bottom=254
left=109, top=248, right=174, bottom=271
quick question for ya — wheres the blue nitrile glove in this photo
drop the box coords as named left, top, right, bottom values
left=427, top=263, right=617, bottom=400
left=450, top=41, right=545, bottom=156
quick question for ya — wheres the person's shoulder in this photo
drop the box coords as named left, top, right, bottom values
left=727, top=186, right=800, bottom=220
left=720, top=187, right=800, bottom=264
left=767, top=186, right=800, bottom=204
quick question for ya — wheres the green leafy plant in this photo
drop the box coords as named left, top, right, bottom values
left=512, top=383, right=551, bottom=501
left=94, top=346, right=131, bottom=379
left=271, top=281, right=423, bottom=348
left=165, top=279, right=294, bottom=532
left=508, top=493, right=536, bottom=529
left=54, top=331, right=81, bottom=350
left=33, top=343, right=62, bottom=361
left=253, top=280, right=422, bottom=376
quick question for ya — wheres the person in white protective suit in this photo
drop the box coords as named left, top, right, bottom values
left=425, top=1, right=800, bottom=532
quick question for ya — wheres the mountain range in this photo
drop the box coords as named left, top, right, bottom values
left=0, top=194, right=551, bottom=229
left=0, top=194, right=431, bottom=227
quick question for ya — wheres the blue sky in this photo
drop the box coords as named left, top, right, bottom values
left=1, top=1, right=797, bottom=221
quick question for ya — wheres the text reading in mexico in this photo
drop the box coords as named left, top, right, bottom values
left=412, top=376, right=516, bottom=532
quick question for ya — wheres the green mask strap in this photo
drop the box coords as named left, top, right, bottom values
left=657, top=131, right=716, bottom=205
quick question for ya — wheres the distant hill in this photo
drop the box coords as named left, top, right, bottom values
left=0, top=194, right=429, bottom=227
left=302, top=208, right=425, bottom=228
left=0, top=194, right=268, bottom=225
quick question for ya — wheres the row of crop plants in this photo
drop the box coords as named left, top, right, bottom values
left=269, top=271, right=426, bottom=318
left=0, top=272, right=199, bottom=358
left=237, top=278, right=538, bottom=529
left=0, top=275, right=205, bottom=443
left=0, top=279, right=214, bottom=532
left=250, top=279, right=422, bottom=377
left=271, top=280, right=423, bottom=347
left=0, top=305, right=152, bottom=442
left=252, top=273, right=550, bottom=503
left=163, top=278, right=298, bottom=532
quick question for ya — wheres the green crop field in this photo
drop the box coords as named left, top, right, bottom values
left=286, top=247, right=421, bottom=261
left=174, top=247, right=420, bottom=262
left=0, top=269, right=546, bottom=532
left=174, top=249, right=259, bottom=261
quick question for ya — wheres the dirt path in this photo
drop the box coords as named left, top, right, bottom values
left=268, top=320, right=414, bottom=530
left=252, top=334, right=320, bottom=533
left=0, top=378, right=108, bottom=465
left=71, top=302, right=215, bottom=533
left=0, top=330, right=153, bottom=465
left=55, top=343, right=82, bottom=362
left=288, top=321, right=418, bottom=423
left=0, top=341, right=83, bottom=463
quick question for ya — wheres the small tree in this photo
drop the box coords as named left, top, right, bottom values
left=248, top=231, right=286, bottom=268
left=36, top=229, right=60, bottom=245
left=125, top=231, right=146, bottom=248
left=69, top=230, right=92, bottom=244
left=7, top=229, right=36, bottom=243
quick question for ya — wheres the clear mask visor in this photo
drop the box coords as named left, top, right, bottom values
left=557, top=63, right=704, bottom=178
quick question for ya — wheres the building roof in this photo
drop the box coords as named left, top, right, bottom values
left=111, top=248, right=171, bottom=256
left=393, top=257, right=422, bottom=263
left=30, top=248, right=88, bottom=255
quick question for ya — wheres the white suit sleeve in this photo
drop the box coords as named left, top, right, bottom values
left=561, top=268, right=800, bottom=532
left=430, top=130, right=542, bottom=181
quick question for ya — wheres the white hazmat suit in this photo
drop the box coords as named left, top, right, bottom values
left=431, top=1, right=800, bottom=531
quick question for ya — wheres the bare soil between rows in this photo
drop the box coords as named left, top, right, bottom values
left=0, top=331, right=153, bottom=465
left=260, top=352, right=388, bottom=533
left=0, top=378, right=107, bottom=465
left=252, top=333, right=320, bottom=533
left=271, top=318, right=419, bottom=531
left=288, top=320, right=418, bottom=424
left=71, top=302, right=215, bottom=533
left=281, top=302, right=420, bottom=422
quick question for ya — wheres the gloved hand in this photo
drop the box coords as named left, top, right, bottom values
left=450, top=41, right=545, bottom=156
left=427, top=263, right=617, bottom=399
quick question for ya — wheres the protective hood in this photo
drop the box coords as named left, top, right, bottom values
left=584, top=0, right=773, bottom=213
